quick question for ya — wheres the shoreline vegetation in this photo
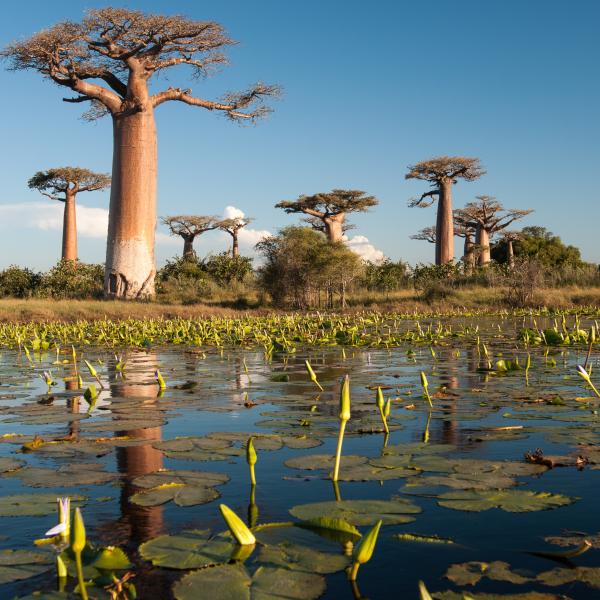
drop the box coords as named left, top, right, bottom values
left=3, top=285, right=600, bottom=324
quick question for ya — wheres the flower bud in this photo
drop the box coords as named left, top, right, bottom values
left=246, top=437, right=257, bottom=467
left=339, top=375, right=351, bottom=422
left=71, top=508, right=86, bottom=554
left=220, top=504, right=256, bottom=545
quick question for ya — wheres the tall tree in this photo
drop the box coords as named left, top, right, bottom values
left=410, top=226, right=437, bottom=244
left=275, top=189, right=378, bottom=243
left=162, top=216, right=220, bottom=260
left=499, top=230, right=522, bottom=269
left=453, top=212, right=477, bottom=274
left=28, top=167, right=110, bottom=262
left=3, top=8, right=279, bottom=299
left=406, top=156, right=485, bottom=265
left=218, top=216, right=253, bottom=258
left=454, top=196, right=532, bottom=266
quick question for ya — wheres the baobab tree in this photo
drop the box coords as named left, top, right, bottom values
left=410, top=226, right=437, bottom=245
left=2, top=8, right=279, bottom=299
left=218, top=216, right=253, bottom=258
left=275, top=189, right=378, bottom=243
left=454, top=196, right=532, bottom=266
left=27, top=167, right=110, bottom=262
left=499, top=230, right=523, bottom=269
left=406, top=156, right=485, bottom=265
left=162, top=216, right=220, bottom=260
left=303, top=215, right=355, bottom=236
left=453, top=212, right=477, bottom=274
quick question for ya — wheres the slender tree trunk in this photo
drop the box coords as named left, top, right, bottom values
left=232, top=231, right=239, bottom=258
left=182, top=234, right=195, bottom=260
left=463, top=234, right=475, bottom=275
left=478, top=227, right=491, bottom=266
left=507, top=240, right=515, bottom=269
left=62, top=192, right=78, bottom=262
left=436, top=179, right=454, bottom=265
left=324, top=214, right=345, bottom=243
left=104, top=103, right=157, bottom=299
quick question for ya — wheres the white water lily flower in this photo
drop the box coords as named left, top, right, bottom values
left=44, top=497, right=70, bottom=539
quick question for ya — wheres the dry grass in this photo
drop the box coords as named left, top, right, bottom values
left=1, top=286, right=599, bottom=323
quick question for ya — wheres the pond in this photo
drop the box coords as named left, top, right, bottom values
left=1, top=315, right=600, bottom=599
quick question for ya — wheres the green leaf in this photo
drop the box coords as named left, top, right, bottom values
left=0, top=549, right=53, bottom=584
left=437, top=489, right=576, bottom=512
left=0, top=493, right=86, bottom=517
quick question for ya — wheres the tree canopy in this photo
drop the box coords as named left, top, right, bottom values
left=28, top=167, right=110, bottom=201
left=162, top=215, right=221, bottom=238
left=276, top=189, right=378, bottom=219
left=492, top=226, right=584, bottom=267
left=410, top=226, right=436, bottom=243
left=454, top=196, right=532, bottom=233
left=219, top=217, right=253, bottom=236
left=1, top=7, right=280, bottom=121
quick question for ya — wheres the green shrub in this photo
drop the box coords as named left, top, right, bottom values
left=0, top=265, right=40, bottom=298
left=203, top=252, right=253, bottom=285
left=37, top=260, right=104, bottom=299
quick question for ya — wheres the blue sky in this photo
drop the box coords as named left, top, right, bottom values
left=0, top=0, right=598, bottom=270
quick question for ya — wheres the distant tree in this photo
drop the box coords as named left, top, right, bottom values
left=256, top=226, right=363, bottom=308
left=454, top=196, right=532, bottom=266
left=453, top=212, right=477, bottom=274
left=362, top=259, right=410, bottom=293
left=218, top=217, right=253, bottom=258
left=3, top=8, right=279, bottom=299
left=499, top=230, right=523, bottom=269
left=492, top=226, right=584, bottom=268
left=162, top=216, right=220, bottom=260
left=275, top=189, right=378, bottom=243
left=28, top=167, right=110, bottom=262
left=410, top=226, right=437, bottom=244
left=406, top=156, right=485, bottom=265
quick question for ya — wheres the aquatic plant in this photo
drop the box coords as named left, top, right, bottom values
left=305, top=359, right=324, bottom=391
left=332, top=375, right=351, bottom=482
left=348, top=519, right=382, bottom=581
left=420, top=371, right=432, bottom=408
left=219, top=504, right=256, bottom=546
left=375, top=387, right=389, bottom=434
left=72, top=507, right=88, bottom=600
left=246, top=436, right=257, bottom=485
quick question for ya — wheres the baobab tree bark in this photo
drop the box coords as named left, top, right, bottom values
left=232, top=231, right=240, bottom=257
left=323, top=214, right=345, bottom=243
left=182, top=235, right=195, bottom=260
left=436, top=179, right=454, bottom=265
left=463, top=232, right=476, bottom=274
left=507, top=239, right=515, bottom=269
left=62, top=191, right=78, bottom=261
left=106, top=109, right=158, bottom=298
left=476, top=225, right=491, bottom=266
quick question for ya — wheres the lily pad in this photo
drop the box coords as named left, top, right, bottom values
left=0, top=457, right=25, bottom=473
left=0, top=549, right=53, bottom=584
left=290, top=497, right=421, bottom=525
left=437, top=490, right=576, bottom=512
left=446, top=561, right=531, bottom=586
left=537, top=566, right=600, bottom=588
left=0, top=493, right=86, bottom=517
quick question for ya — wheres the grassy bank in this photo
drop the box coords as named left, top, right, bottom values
left=1, top=286, right=600, bottom=323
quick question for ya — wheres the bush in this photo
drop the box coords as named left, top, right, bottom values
left=203, top=252, right=253, bottom=285
left=156, top=255, right=211, bottom=303
left=362, top=259, right=410, bottom=292
left=0, top=265, right=40, bottom=298
left=37, top=260, right=104, bottom=299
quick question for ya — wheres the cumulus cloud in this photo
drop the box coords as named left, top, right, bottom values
left=0, top=202, right=108, bottom=238
left=222, top=205, right=271, bottom=249
left=344, top=234, right=386, bottom=264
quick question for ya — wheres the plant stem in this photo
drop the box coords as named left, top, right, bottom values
left=332, top=420, right=347, bottom=482
left=74, top=551, right=88, bottom=600
left=348, top=561, right=360, bottom=581
left=249, top=464, right=256, bottom=486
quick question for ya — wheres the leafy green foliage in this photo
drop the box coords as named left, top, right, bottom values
left=203, top=252, right=253, bottom=285
left=37, top=260, right=104, bottom=299
left=0, top=265, right=40, bottom=298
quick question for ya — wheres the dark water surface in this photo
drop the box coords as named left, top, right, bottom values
left=1, top=316, right=600, bottom=598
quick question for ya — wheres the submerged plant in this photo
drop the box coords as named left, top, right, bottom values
left=333, top=375, right=351, bottom=482
left=348, top=519, right=382, bottom=581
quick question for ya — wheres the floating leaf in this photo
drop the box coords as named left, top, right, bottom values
left=290, top=498, right=421, bottom=526
left=0, top=493, right=86, bottom=517
left=0, top=549, right=52, bottom=584
left=437, top=490, right=576, bottom=513
left=446, top=561, right=530, bottom=586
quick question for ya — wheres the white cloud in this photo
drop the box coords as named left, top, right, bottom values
left=344, top=234, right=386, bottom=264
left=0, top=202, right=108, bottom=238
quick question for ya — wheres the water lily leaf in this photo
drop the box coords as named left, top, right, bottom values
left=0, top=457, right=25, bottom=473
left=290, top=497, right=421, bottom=525
left=296, top=518, right=362, bottom=543
left=173, top=563, right=251, bottom=599
left=544, top=530, right=600, bottom=548
left=537, top=566, right=600, bottom=588
left=432, top=591, right=568, bottom=599
left=7, top=463, right=115, bottom=488
left=0, top=493, right=86, bottom=517
left=446, top=561, right=531, bottom=586
left=396, top=532, right=454, bottom=544
left=140, top=530, right=235, bottom=569
left=173, top=564, right=327, bottom=600
left=0, top=549, right=53, bottom=584
left=90, top=546, right=132, bottom=570
left=437, top=490, right=576, bottom=512
left=285, top=454, right=367, bottom=471
left=257, top=542, right=348, bottom=574
left=404, top=471, right=516, bottom=491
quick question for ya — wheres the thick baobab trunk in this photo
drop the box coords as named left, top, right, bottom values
left=105, top=109, right=157, bottom=299
left=477, top=226, right=491, bottom=266
left=62, top=192, right=78, bottom=261
left=182, top=235, right=195, bottom=260
left=507, top=240, right=515, bottom=269
left=232, top=232, right=239, bottom=258
left=436, top=180, right=454, bottom=265
left=323, top=214, right=345, bottom=243
left=463, top=234, right=475, bottom=274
